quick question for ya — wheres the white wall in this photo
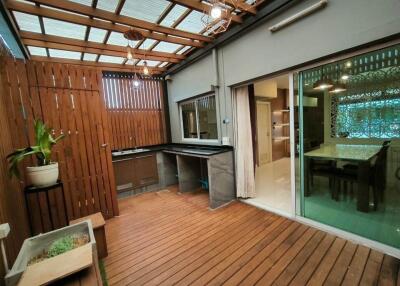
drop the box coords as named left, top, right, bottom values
left=167, top=0, right=400, bottom=145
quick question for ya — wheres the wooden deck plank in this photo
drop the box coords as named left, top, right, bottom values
left=102, top=187, right=399, bottom=286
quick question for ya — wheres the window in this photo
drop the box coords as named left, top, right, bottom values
left=180, top=95, right=218, bottom=141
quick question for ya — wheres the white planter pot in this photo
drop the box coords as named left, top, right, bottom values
left=26, top=163, right=59, bottom=187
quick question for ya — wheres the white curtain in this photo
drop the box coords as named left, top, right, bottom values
left=233, top=86, right=256, bottom=198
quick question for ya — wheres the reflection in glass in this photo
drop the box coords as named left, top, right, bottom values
left=298, top=44, right=400, bottom=248
left=182, top=101, right=198, bottom=138
left=197, top=96, right=218, bottom=140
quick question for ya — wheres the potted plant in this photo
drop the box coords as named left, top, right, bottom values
left=7, top=120, right=64, bottom=187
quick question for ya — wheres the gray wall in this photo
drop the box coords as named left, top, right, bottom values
left=167, top=0, right=400, bottom=145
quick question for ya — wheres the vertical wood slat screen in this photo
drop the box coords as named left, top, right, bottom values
left=0, top=41, right=30, bottom=282
left=102, top=74, right=168, bottom=150
left=2, top=58, right=119, bottom=235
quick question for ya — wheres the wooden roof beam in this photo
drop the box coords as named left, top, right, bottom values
left=23, top=39, right=182, bottom=64
left=24, top=0, right=213, bottom=43
left=225, top=0, right=257, bottom=15
left=20, top=31, right=185, bottom=61
left=30, top=56, right=165, bottom=74
left=6, top=0, right=205, bottom=47
left=167, top=0, right=243, bottom=23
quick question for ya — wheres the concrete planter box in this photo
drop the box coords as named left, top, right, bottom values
left=5, top=221, right=96, bottom=286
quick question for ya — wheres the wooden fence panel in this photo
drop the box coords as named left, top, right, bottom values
left=102, top=74, right=167, bottom=150
left=1, top=60, right=119, bottom=236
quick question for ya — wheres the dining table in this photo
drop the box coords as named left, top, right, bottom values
left=304, top=144, right=382, bottom=212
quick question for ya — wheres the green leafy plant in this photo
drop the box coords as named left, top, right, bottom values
left=6, top=120, right=64, bottom=178
left=47, top=235, right=74, bottom=258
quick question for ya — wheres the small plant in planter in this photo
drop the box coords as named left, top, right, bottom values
left=7, top=120, right=64, bottom=187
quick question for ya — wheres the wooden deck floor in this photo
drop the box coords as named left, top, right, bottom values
left=104, top=187, right=399, bottom=286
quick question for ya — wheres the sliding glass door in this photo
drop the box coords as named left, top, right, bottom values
left=297, top=44, right=400, bottom=248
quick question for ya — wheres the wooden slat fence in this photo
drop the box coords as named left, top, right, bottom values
left=0, top=41, right=30, bottom=286
left=1, top=59, right=119, bottom=235
left=102, top=74, right=168, bottom=150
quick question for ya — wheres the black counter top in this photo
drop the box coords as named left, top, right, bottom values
left=111, top=143, right=233, bottom=159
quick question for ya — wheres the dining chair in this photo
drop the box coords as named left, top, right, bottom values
left=339, top=143, right=390, bottom=210
left=308, top=158, right=338, bottom=199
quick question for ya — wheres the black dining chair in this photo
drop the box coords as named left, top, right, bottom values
left=308, top=158, right=338, bottom=199
left=338, top=143, right=390, bottom=210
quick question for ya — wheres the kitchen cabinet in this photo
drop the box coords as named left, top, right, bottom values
left=113, top=152, right=158, bottom=193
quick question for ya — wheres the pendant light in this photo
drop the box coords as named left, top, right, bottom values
left=329, top=63, right=347, bottom=94
left=133, top=73, right=140, bottom=88
left=127, top=45, right=133, bottom=60
left=313, top=66, right=333, bottom=90
left=143, top=61, right=149, bottom=76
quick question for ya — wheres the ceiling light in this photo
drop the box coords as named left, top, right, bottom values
left=329, top=83, right=347, bottom=93
left=210, top=3, right=223, bottom=19
left=127, top=46, right=133, bottom=60
left=143, top=61, right=149, bottom=76
left=345, top=61, right=352, bottom=68
left=313, top=77, right=334, bottom=90
left=133, top=73, right=140, bottom=88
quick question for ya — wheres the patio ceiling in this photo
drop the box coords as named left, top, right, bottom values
left=4, top=0, right=266, bottom=74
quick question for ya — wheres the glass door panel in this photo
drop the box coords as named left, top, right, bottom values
left=298, top=44, right=400, bottom=248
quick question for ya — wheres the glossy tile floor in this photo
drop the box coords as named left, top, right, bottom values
left=246, top=158, right=292, bottom=214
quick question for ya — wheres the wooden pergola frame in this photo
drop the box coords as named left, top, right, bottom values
left=4, top=0, right=264, bottom=74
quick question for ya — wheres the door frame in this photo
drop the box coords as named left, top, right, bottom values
left=256, top=101, right=273, bottom=165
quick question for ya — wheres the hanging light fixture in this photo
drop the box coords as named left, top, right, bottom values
left=127, top=45, right=133, bottom=60
left=201, top=0, right=252, bottom=35
left=133, top=73, right=140, bottom=88
left=313, top=66, right=334, bottom=90
left=329, top=63, right=347, bottom=94
left=143, top=61, right=150, bottom=76
left=124, top=28, right=144, bottom=65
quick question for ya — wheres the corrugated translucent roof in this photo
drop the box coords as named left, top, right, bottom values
left=139, top=39, right=157, bottom=50
left=27, top=46, right=47, bottom=57
left=43, top=18, right=86, bottom=40
left=152, top=41, right=181, bottom=53
left=12, top=11, right=41, bottom=33
left=107, top=31, right=129, bottom=46
left=98, top=55, right=125, bottom=64
left=176, top=10, right=205, bottom=34
left=176, top=46, right=192, bottom=54
left=83, top=53, right=98, bottom=61
left=68, top=0, right=92, bottom=6
left=137, top=60, right=160, bottom=67
left=159, top=62, right=169, bottom=68
left=120, top=0, right=170, bottom=23
left=97, top=0, right=119, bottom=12
left=126, top=59, right=140, bottom=65
left=159, top=5, right=188, bottom=27
left=88, top=27, right=107, bottom=43
left=49, top=49, right=82, bottom=60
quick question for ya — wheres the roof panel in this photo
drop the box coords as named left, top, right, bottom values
left=152, top=41, right=181, bottom=53
left=49, top=49, right=81, bottom=60
left=159, top=5, right=188, bottom=27
left=27, top=46, right=47, bottom=57
left=98, top=55, right=125, bottom=64
left=176, top=45, right=191, bottom=54
left=88, top=27, right=107, bottom=43
left=138, top=39, right=157, bottom=50
left=107, top=31, right=132, bottom=46
left=68, top=0, right=92, bottom=6
left=159, top=62, right=169, bottom=68
left=137, top=60, right=160, bottom=67
left=97, top=0, right=119, bottom=12
left=176, top=10, right=205, bottom=33
left=83, top=53, right=98, bottom=61
left=12, top=11, right=41, bottom=33
left=120, top=0, right=170, bottom=23
left=43, top=18, right=86, bottom=40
